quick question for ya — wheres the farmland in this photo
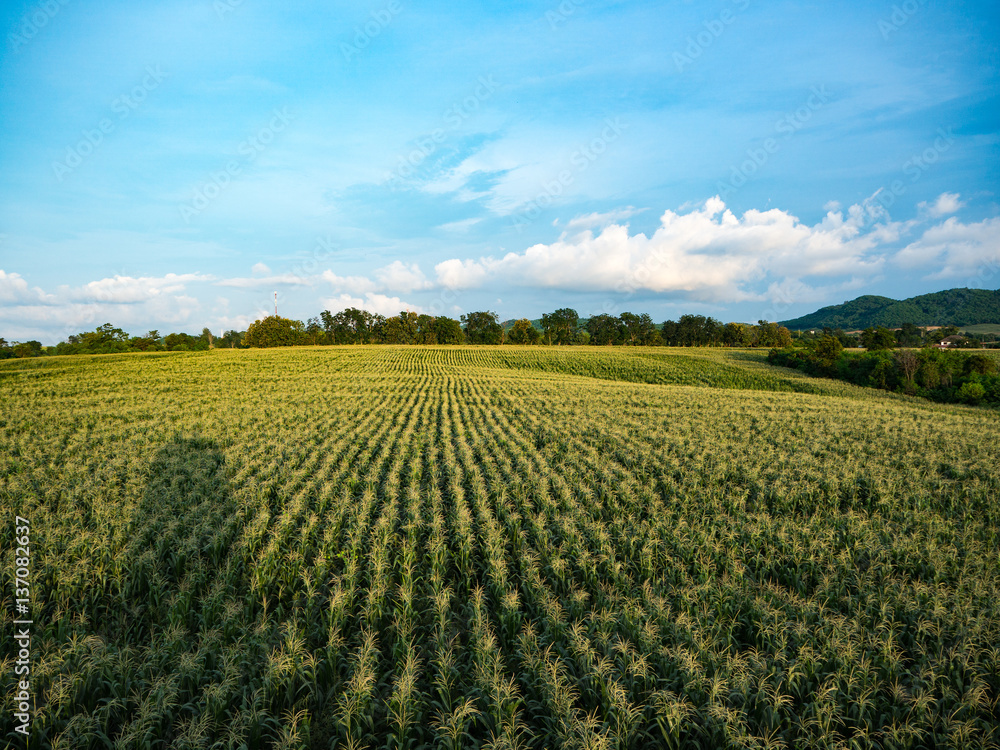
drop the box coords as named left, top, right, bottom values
left=2, top=346, right=999, bottom=749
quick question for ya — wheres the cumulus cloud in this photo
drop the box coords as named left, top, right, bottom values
left=70, top=273, right=212, bottom=303
left=374, top=261, right=432, bottom=293
left=251, top=262, right=272, bottom=275
left=919, top=192, right=964, bottom=218
left=436, top=258, right=494, bottom=290
left=0, top=271, right=211, bottom=341
left=320, top=270, right=378, bottom=294
left=894, top=216, right=1000, bottom=280
left=0, top=269, right=56, bottom=304
left=434, top=196, right=886, bottom=301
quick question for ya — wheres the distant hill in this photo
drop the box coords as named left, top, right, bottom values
left=780, top=288, right=1000, bottom=330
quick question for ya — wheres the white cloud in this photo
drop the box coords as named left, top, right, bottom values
left=70, top=273, right=212, bottom=303
left=434, top=196, right=886, bottom=300
left=323, top=293, right=422, bottom=317
left=0, top=271, right=211, bottom=341
left=919, top=192, right=964, bottom=218
left=894, top=216, right=1000, bottom=280
left=374, top=261, right=432, bottom=293
left=251, top=262, right=272, bottom=275
left=0, top=270, right=55, bottom=304
left=436, top=258, right=494, bottom=290
left=320, top=270, right=378, bottom=294
left=220, top=264, right=431, bottom=296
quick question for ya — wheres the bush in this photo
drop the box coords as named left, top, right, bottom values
left=768, top=344, right=998, bottom=407
left=958, top=380, right=986, bottom=404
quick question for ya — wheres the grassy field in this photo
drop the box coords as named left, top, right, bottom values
left=2, top=346, right=999, bottom=749
left=959, top=324, right=1000, bottom=335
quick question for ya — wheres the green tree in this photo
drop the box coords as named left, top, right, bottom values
left=861, top=326, right=896, bottom=351
left=433, top=316, right=464, bottom=344
left=322, top=307, right=380, bottom=344
left=415, top=314, right=438, bottom=344
left=722, top=322, right=754, bottom=347
left=813, top=335, right=843, bottom=368
left=661, top=320, right=679, bottom=346
left=129, top=331, right=162, bottom=352
left=462, top=311, right=504, bottom=344
left=963, top=354, right=996, bottom=376
left=754, top=321, right=792, bottom=348
left=163, top=332, right=209, bottom=351
left=586, top=314, right=622, bottom=346
left=382, top=311, right=419, bottom=344
left=619, top=312, right=659, bottom=345
left=243, top=315, right=306, bottom=348
left=507, top=318, right=540, bottom=345
left=12, top=340, right=43, bottom=358
left=541, top=308, right=578, bottom=345
left=894, top=349, right=920, bottom=385
left=219, top=330, right=244, bottom=348
left=897, top=322, right=923, bottom=347
left=79, top=323, right=131, bottom=353
left=958, top=380, right=986, bottom=404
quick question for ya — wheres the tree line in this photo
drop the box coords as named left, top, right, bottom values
left=0, top=324, right=240, bottom=358
left=792, top=323, right=989, bottom=350
left=11, top=309, right=988, bottom=359
left=239, top=308, right=798, bottom=349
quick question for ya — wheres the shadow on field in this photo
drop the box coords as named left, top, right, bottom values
left=43, top=437, right=253, bottom=746
left=118, top=435, right=243, bottom=642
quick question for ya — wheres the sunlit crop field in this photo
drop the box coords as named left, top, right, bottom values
left=2, top=346, right=999, bottom=749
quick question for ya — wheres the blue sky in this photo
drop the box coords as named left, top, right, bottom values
left=1, top=0, right=998, bottom=343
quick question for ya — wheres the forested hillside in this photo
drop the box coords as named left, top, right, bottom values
left=781, top=287, right=1000, bottom=329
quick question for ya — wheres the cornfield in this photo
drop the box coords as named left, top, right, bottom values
left=2, top=346, right=999, bottom=749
